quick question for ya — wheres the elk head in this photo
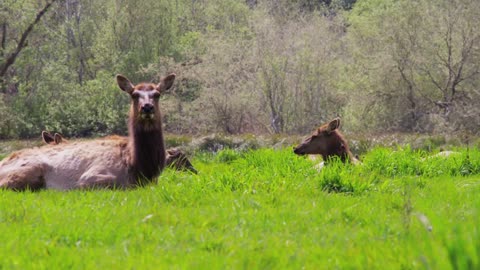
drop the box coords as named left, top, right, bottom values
left=116, top=73, right=176, bottom=130
left=165, top=148, right=198, bottom=174
left=293, top=118, right=348, bottom=161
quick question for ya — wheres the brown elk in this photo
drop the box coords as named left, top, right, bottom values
left=0, top=73, right=175, bottom=190
left=294, top=118, right=359, bottom=165
left=165, top=148, right=198, bottom=174
left=40, top=131, right=197, bottom=174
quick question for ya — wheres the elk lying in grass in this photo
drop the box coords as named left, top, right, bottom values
left=294, top=118, right=360, bottom=169
left=165, top=148, right=198, bottom=174
left=41, top=131, right=197, bottom=174
left=0, top=73, right=176, bottom=190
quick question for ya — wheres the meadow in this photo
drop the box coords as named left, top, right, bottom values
left=1, top=145, right=480, bottom=269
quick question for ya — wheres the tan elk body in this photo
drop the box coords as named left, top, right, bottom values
left=41, top=131, right=197, bottom=174
left=0, top=73, right=176, bottom=190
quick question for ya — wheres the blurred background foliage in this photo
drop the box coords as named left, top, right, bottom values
left=0, top=0, right=479, bottom=139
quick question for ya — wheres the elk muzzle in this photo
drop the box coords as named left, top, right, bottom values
left=293, top=145, right=306, bottom=155
left=140, top=104, right=155, bottom=119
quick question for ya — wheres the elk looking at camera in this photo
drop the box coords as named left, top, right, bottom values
left=0, top=73, right=175, bottom=190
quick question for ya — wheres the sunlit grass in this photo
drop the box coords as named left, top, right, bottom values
left=1, top=147, right=479, bottom=269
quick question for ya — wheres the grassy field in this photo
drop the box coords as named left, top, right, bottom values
left=1, top=146, right=480, bottom=269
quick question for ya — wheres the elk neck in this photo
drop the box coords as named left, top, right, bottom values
left=128, top=118, right=166, bottom=184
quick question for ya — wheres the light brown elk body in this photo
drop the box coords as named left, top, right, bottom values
left=0, top=74, right=176, bottom=190
left=294, top=118, right=359, bottom=165
left=41, top=131, right=197, bottom=174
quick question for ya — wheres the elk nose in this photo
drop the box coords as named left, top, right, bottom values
left=141, top=104, right=154, bottom=114
left=293, top=146, right=303, bottom=155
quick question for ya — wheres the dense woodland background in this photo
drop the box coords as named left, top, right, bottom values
left=0, top=0, right=479, bottom=139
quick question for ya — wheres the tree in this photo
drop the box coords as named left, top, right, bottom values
left=0, top=0, right=58, bottom=81
left=255, top=9, right=347, bottom=134
left=346, top=0, right=480, bottom=133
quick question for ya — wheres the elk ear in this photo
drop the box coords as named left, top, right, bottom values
left=326, top=117, right=341, bottom=133
left=42, top=131, right=54, bottom=144
left=116, top=74, right=135, bottom=94
left=54, top=133, right=64, bottom=144
left=157, top=73, right=176, bottom=92
left=166, top=148, right=180, bottom=157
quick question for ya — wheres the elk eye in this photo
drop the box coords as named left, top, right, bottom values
left=131, top=92, right=140, bottom=99
left=153, top=92, right=161, bottom=99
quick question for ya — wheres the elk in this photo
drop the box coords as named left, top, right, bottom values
left=0, top=73, right=175, bottom=190
left=294, top=118, right=360, bottom=167
left=165, top=148, right=198, bottom=174
left=40, top=131, right=197, bottom=174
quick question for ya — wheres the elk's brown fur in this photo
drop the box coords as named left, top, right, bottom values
left=42, top=131, right=66, bottom=145
left=165, top=148, right=198, bottom=174
left=0, top=73, right=176, bottom=190
left=40, top=132, right=197, bottom=174
left=293, top=118, right=359, bottom=164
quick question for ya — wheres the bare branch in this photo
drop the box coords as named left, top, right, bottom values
left=0, top=22, right=6, bottom=56
left=420, top=67, right=445, bottom=94
left=0, top=0, right=58, bottom=78
left=449, top=25, right=478, bottom=101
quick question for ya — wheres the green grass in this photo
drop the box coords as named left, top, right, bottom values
left=1, top=147, right=480, bottom=269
